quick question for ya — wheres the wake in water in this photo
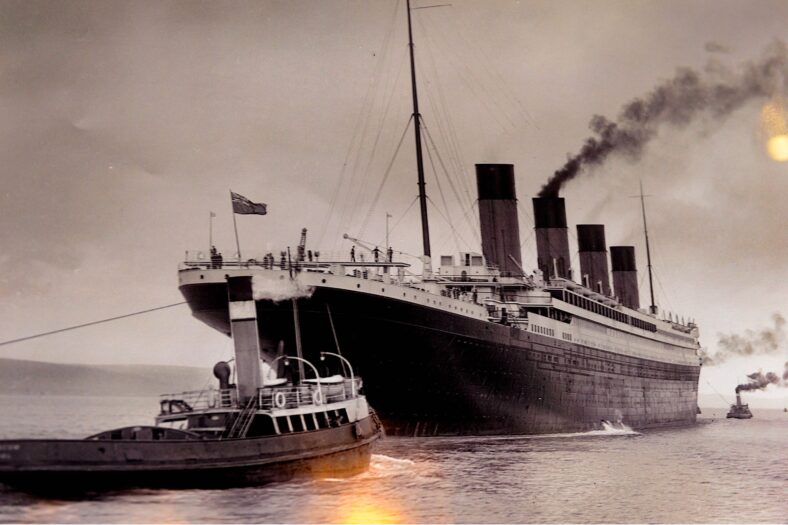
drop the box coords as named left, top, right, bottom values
left=514, top=421, right=640, bottom=439
left=318, top=455, right=419, bottom=483
left=447, top=420, right=641, bottom=442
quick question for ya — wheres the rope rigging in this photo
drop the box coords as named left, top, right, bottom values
left=704, top=378, right=732, bottom=405
left=357, top=116, right=414, bottom=239
left=318, top=0, right=404, bottom=249
left=423, top=130, right=463, bottom=254
left=0, top=302, right=188, bottom=348
left=421, top=120, right=480, bottom=244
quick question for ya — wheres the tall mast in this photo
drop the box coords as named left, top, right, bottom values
left=639, top=180, right=657, bottom=315
left=406, top=0, right=432, bottom=269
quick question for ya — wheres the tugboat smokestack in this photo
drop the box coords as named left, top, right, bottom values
left=476, top=164, right=522, bottom=277
left=227, top=276, right=263, bottom=402
left=532, top=197, right=571, bottom=280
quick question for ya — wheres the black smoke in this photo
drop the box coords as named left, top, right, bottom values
left=736, top=370, right=781, bottom=393
left=700, top=313, right=785, bottom=366
left=539, top=40, right=788, bottom=197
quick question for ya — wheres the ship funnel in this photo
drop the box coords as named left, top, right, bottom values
left=475, top=164, right=522, bottom=277
left=226, top=276, right=263, bottom=402
left=610, top=246, right=640, bottom=310
left=532, top=197, right=571, bottom=280
left=577, top=224, right=611, bottom=295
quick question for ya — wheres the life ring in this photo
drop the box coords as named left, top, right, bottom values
left=312, top=390, right=323, bottom=406
left=274, top=391, right=287, bottom=409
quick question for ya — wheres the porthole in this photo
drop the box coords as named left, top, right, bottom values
left=322, top=279, right=326, bottom=284
left=357, top=284, right=361, bottom=289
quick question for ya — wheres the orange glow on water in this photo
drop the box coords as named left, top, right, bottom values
left=336, top=496, right=403, bottom=524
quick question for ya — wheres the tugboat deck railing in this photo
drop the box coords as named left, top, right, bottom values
left=257, top=379, right=360, bottom=410
left=159, top=388, right=238, bottom=413
left=159, top=378, right=361, bottom=415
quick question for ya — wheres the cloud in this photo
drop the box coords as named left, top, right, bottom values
left=704, top=41, right=731, bottom=54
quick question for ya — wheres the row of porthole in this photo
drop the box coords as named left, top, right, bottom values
left=324, top=279, right=482, bottom=317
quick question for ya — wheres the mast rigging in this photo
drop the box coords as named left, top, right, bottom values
left=406, top=0, right=432, bottom=270
left=639, top=180, right=658, bottom=315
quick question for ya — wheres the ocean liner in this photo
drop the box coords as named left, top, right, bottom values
left=178, top=1, right=702, bottom=436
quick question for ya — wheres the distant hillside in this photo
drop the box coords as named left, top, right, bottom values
left=0, top=358, right=212, bottom=397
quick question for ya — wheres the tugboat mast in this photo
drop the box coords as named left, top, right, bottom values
left=639, top=180, right=658, bottom=315
left=406, top=0, right=432, bottom=270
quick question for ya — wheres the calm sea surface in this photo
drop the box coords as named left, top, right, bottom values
left=0, top=394, right=785, bottom=524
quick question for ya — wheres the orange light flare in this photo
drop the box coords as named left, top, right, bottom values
left=760, top=98, right=788, bottom=162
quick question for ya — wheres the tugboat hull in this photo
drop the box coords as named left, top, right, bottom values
left=0, top=415, right=380, bottom=493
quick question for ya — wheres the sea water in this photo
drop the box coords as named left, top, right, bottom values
left=0, top=395, right=785, bottom=523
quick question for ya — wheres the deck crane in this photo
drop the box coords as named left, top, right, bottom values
left=342, top=233, right=377, bottom=255
left=343, top=233, right=424, bottom=269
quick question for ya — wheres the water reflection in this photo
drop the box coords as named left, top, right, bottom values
left=334, top=493, right=403, bottom=524
left=2, top=415, right=786, bottom=523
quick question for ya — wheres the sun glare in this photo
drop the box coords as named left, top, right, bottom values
left=761, top=99, right=788, bottom=162
left=767, top=134, right=788, bottom=162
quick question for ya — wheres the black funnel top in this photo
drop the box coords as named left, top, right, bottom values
left=577, top=225, right=607, bottom=252
left=610, top=246, right=637, bottom=271
left=532, top=197, right=567, bottom=228
left=476, top=164, right=516, bottom=200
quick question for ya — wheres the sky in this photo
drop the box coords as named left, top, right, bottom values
left=0, top=0, right=786, bottom=407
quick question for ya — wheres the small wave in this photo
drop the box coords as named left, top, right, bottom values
left=354, top=454, right=420, bottom=480
left=517, top=421, right=639, bottom=439
left=370, top=454, right=415, bottom=470
left=320, top=477, right=352, bottom=483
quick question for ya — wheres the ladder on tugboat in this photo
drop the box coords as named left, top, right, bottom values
left=224, top=397, right=257, bottom=439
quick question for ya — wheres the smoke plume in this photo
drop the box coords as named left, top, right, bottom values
left=539, top=40, right=788, bottom=197
left=700, top=312, right=785, bottom=366
left=736, top=370, right=781, bottom=393
left=252, top=275, right=314, bottom=303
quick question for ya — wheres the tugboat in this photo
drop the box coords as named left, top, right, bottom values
left=0, top=276, right=382, bottom=493
left=726, top=389, right=753, bottom=419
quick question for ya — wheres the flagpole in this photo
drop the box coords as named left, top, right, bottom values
left=209, top=212, right=214, bottom=248
left=230, top=190, right=242, bottom=264
left=385, top=212, right=391, bottom=250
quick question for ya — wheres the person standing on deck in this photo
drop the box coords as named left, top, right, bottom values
left=373, top=246, right=380, bottom=262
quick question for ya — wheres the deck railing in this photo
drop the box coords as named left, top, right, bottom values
left=158, top=388, right=238, bottom=414
left=257, top=379, right=361, bottom=410
left=159, top=378, right=361, bottom=415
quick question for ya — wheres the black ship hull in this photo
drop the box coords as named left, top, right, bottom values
left=0, top=415, right=380, bottom=493
left=181, top=280, right=700, bottom=436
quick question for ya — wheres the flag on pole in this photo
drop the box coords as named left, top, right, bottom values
left=231, top=192, right=267, bottom=215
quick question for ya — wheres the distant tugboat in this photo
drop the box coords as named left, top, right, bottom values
left=0, top=276, right=382, bottom=493
left=726, top=390, right=753, bottom=419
